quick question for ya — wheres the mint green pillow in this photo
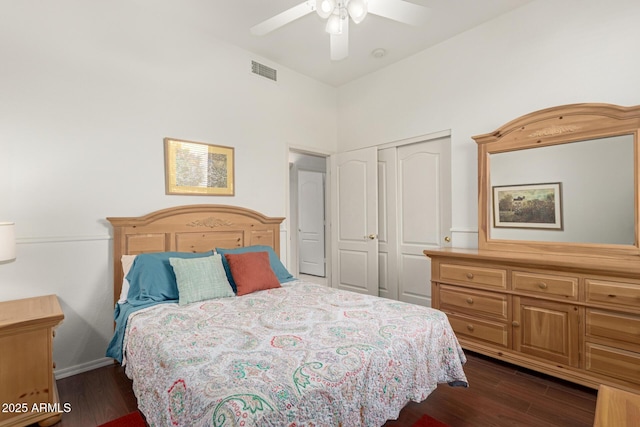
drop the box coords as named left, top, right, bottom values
left=169, top=254, right=234, bottom=305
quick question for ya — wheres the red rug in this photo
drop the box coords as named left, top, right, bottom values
left=97, top=411, right=146, bottom=427
left=411, top=413, right=451, bottom=427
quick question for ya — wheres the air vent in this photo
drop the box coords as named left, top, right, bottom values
left=251, top=60, right=277, bottom=82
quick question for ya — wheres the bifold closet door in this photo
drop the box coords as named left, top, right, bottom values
left=330, top=147, right=379, bottom=296
left=380, top=138, right=451, bottom=306
left=396, top=138, right=451, bottom=306
left=378, top=148, right=399, bottom=300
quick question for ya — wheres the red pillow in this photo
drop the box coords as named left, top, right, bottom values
left=224, top=251, right=281, bottom=296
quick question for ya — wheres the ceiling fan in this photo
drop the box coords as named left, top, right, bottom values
left=250, top=0, right=431, bottom=61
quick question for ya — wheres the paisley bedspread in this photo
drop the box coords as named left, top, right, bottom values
left=122, top=281, right=467, bottom=427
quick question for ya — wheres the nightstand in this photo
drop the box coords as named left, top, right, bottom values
left=0, top=295, right=64, bottom=427
left=594, top=384, right=640, bottom=427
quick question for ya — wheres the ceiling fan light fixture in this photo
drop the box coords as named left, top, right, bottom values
left=347, top=0, right=368, bottom=24
left=325, top=13, right=342, bottom=35
left=316, top=0, right=336, bottom=19
left=251, top=0, right=432, bottom=61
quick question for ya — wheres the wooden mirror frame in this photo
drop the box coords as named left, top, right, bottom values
left=473, top=103, right=640, bottom=258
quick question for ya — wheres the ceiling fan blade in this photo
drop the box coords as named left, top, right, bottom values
left=330, top=17, right=349, bottom=61
left=250, top=1, right=315, bottom=36
left=367, top=0, right=431, bottom=26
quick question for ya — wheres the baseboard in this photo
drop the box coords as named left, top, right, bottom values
left=54, top=357, right=115, bottom=379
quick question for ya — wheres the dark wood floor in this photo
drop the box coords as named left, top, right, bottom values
left=49, top=351, right=597, bottom=427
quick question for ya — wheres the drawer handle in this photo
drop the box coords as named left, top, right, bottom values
left=466, top=297, right=474, bottom=305
left=466, top=324, right=475, bottom=332
left=512, top=321, right=520, bottom=327
left=466, top=273, right=474, bottom=280
left=537, top=282, right=548, bottom=290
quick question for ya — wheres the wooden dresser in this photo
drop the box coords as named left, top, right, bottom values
left=425, top=248, right=640, bottom=393
left=429, top=103, right=640, bottom=393
left=0, top=295, right=64, bottom=427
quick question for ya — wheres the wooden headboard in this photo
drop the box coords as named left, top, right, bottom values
left=107, top=204, right=285, bottom=306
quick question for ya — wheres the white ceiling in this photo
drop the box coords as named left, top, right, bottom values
left=204, top=0, right=534, bottom=86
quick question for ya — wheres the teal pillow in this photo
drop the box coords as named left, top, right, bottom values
left=169, top=254, right=234, bottom=305
left=216, top=245, right=295, bottom=292
left=126, top=251, right=214, bottom=303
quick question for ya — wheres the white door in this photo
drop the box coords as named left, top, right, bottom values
left=330, top=148, right=379, bottom=295
left=396, top=137, right=451, bottom=306
left=377, top=148, right=399, bottom=300
left=298, top=170, right=326, bottom=276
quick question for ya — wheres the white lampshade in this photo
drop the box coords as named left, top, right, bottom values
left=347, top=0, right=368, bottom=24
left=325, top=13, right=343, bottom=35
left=0, top=222, right=16, bottom=262
left=316, top=0, right=336, bottom=19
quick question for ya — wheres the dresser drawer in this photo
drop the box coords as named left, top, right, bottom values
left=586, top=309, right=640, bottom=347
left=439, top=285, right=508, bottom=320
left=512, top=271, right=578, bottom=300
left=585, top=342, right=640, bottom=385
left=446, top=312, right=509, bottom=348
left=586, top=279, right=640, bottom=309
left=440, top=264, right=507, bottom=289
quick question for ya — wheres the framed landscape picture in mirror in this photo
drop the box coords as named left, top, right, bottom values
left=164, top=138, right=235, bottom=196
left=493, top=182, right=562, bottom=229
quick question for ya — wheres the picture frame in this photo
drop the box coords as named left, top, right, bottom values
left=164, top=138, right=235, bottom=196
left=493, top=182, right=562, bottom=229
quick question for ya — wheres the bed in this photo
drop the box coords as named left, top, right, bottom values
left=106, top=204, right=468, bottom=427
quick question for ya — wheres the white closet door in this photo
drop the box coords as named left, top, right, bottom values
left=330, top=148, right=379, bottom=295
left=377, top=148, right=398, bottom=300
left=396, top=138, right=451, bottom=306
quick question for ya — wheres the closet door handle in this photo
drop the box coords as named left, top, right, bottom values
left=366, top=234, right=377, bottom=240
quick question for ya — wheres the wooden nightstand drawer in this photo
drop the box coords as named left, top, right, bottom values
left=587, top=309, right=640, bottom=347
left=440, top=264, right=507, bottom=289
left=0, top=329, right=50, bottom=423
left=512, top=271, right=578, bottom=300
left=0, top=295, right=64, bottom=427
left=586, top=343, right=640, bottom=385
left=586, top=279, right=640, bottom=309
left=439, top=285, right=508, bottom=320
left=446, top=312, right=509, bottom=348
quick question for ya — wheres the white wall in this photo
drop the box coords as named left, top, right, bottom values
left=336, top=0, right=640, bottom=247
left=0, top=1, right=337, bottom=375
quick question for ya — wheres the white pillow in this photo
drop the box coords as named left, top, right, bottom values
left=118, top=254, right=137, bottom=303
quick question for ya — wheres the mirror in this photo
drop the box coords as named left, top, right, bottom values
left=490, top=135, right=635, bottom=245
left=474, top=104, right=640, bottom=257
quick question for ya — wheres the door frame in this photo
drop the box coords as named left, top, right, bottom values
left=287, top=147, right=332, bottom=284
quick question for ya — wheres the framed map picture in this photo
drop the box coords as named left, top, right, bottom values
left=493, top=182, right=562, bottom=229
left=164, top=138, right=234, bottom=196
